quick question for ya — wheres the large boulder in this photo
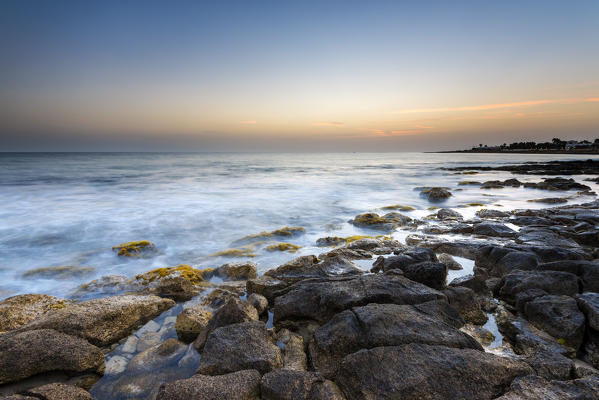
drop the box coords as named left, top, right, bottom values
left=523, top=295, right=586, bottom=349
left=335, top=344, right=532, bottom=400
left=156, top=369, right=261, bottom=400
left=197, top=321, right=282, bottom=375
left=0, top=329, right=105, bottom=385
left=264, top=255, right=363, bottom=285
left=273, top=274, right=446, bottom=326
left=0, top=294, right=70, bottom=333
left=18, top=295, right=175, bottom=347
left=309, top=303, right=482, bottom=377
left=193, top=297, right=259, bottom=350
left=497, top=375, right=599, bottom=399
left=494, top=270, right=580, bottom=307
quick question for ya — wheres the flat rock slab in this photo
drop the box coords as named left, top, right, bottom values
left=156, top=370, right=261, bottom=400
left=0, top=294, right=69, bottom=333
left=23, top=383, right=93, bottom=400
left=310, top=303, right=482, bottom=377
left=497, top=375, right=599, bottom=399
left=18, top=295, right=175, bottom=347
left=335, top=344, right=533, bottom=400
left=274, top=274, right=446, bottom=325
left=0, top=329, right=105, bottom=385
left=197, top=321, right=282, bottom=375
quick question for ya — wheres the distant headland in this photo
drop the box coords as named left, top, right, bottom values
left=439, top=138, right=599, bottom=154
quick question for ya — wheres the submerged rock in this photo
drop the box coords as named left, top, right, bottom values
left=0, top=294, right=70, bottom=333
left=232, top=227, right=305, bottom=246
left=112, top=240, right=157, bottom=258
left=21, top=266, right=95, bottom=280
left=197, top=321, right=282, bottom=375
left=18, top=294, right=174, bottom=347
left=157, top=370, right=261, bottom=400
left=335, top=344, right=532, bottom=400
left=0, top=329, right=105, bottom=385
left=418, top=187, right=452, bottom=202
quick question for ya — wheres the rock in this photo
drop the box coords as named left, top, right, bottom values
left=112, top=240, right=157, bottom=257
left=449, top=273, right=488, bottom=294
left=473, top=222, right=516, bottom=238
left=344, top=237, right=403, bottom=254
left=523, top=177, right=591, bottom=191
left=134, top=265, right=211, bottom=301
left=494, top=271, right=580, bottom=307
left=126, top=339, right=188, bottom=375
left=260, top=369, right=327, bottom=400
left=276, top=329, right=307, bottom=371
left=577, top=292, right=599, bottom=331
left=412, top=299, right=465, bottom=329
left=194, top=297, right=259, bottom=350
left=523, top=349, right=574, bottom=380
left=438, top=253, right=462, bottom=270
left=310, top=380, right=346, bottom=400
left=516, top=227, right=580, bottom=248
left=156, top=370, right=261, bottom=400
left=273, top=274, right=446, bottom=326
left=443, top=287, right=487, bottom=325
left=197, top=321, right=282, bottom=375
left=247, top=293, right=268, bottom=316
left=0, top=329, right=105, bottom=385
left=18, top=295, right=175, bottom=347
left=71, top=275, right=132, bottom=299
left=476, top=209, right=510, bottom=219
left=264, top=255, right=363, bottom=285
left=309, top=303, right=482, bottom=377
left=496, top=375, right=599, bottom=400
left=215, top=262, right=258, bottom=280
left=246, top=276, right=288, bottom=304
left=200, top=288, right=240, bottom=308
left=541, top=261, right=599, bottom=292
left=418, top=187, right=452, bottom=202
left=335, top=344, right=532, bottom=400
left=460, top=324, right=495, bottom=346
left=392, top=261, right=447, bottom=290
left=372, top=247, right=437, bottom=273
left=437, top=208, right=462, bottom=220
left=524, top=295, right=585, bottom=349
left=350, top=212, right=412, bottom=230
left=527, top=197, right=568, bottom=204
left=175, top=305, right=212, bottom=343
left=121, top=335, right=138, bottom=353
left=232, top=227, right=305, bottom=247
left=0, top=294, right=70, bottom=333
left=406, top=235, right=485, bottom=259
left=23, top=383, right=93, bottom=400
left=21, top=266, right=95, bottom=280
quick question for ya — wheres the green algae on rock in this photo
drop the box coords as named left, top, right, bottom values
left=210, top=246, right=257, bottom=258
left=112, top=240, right=157, bottom=258
left=381, top=204, right=416, bottom=211
left=22, top=265, right=95, bottom=280
left=135, top=265, right=211, bottom=285
left=316, top=234, right=393, bottom=247
left=417, top=187, right=452, bottom=202
left=0, top=294, right=73, bottom=333
left=350, top=212, right=412, bottom=231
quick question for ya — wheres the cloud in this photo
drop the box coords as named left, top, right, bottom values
left=394, top=97, right=599, bottom=114
left=239, top=120, right=257, bottom=124
left=364, top=125, right=435, bottom=137
left=311, top=121, right=344, bottom=127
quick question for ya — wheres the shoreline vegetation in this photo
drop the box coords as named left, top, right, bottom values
left=436, top=138, right=599, bottom=154
left=1, top=159, right=599, bottom=399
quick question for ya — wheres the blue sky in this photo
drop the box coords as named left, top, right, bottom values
left=1, top=1, right=598, bottom=150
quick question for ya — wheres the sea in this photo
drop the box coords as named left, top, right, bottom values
left=1, top=152, right=598, bottom=300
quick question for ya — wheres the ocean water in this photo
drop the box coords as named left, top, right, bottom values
left=1, top=152, right=597, bottom=300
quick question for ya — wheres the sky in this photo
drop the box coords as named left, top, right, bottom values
left=1, top=0, right=598, bottom=151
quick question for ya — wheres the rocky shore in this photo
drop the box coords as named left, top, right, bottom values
left=1, top=162, right=599, bottom=399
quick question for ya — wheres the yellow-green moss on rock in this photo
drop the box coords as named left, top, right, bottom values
left=22, top=266, right=95, bottom=280
left=381, top=204, right=415, bottom=211
left=112, top=241, right=157, bottom=258
left=210, top=246, right=256, bottom=258
left=316, top=234, right=393, bottom=247
left=135, top=265, right=211, bottom=285
left=266, top=243, right=301, bottom=252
